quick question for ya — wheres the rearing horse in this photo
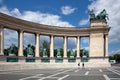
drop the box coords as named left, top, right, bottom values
left=96, top=9, right=109, bottom=20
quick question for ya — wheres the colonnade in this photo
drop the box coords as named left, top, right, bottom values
left=0, top=26, right=108, bottom=58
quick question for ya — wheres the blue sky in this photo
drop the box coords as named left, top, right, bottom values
left=1, top=0, right=120, bottom=56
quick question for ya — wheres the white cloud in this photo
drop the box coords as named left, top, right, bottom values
left=4, top=29, right=18, bottom=48
left=23, top=33, right=35, bottom=47
left=82, top=37, right=89, bottom=44
left=19, top=11, right=74, bottom=27
left=0, top=6, right=74, bottom=27
left=109, top=49, right=120, bottom=56
left=88, top=0, right=120, bottom=43
left=11, top=8, right=21, bottom=17
left=0, top=6, right=10, bottom=15
left=81, top=47, right=89, bottom=52
left=79, top=19, right=89, bottom=26
left=0, top=6, right=75, bottom=48
left=61, top=6, right=76, bottom=15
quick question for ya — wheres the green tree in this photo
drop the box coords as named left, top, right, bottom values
left=54, top=49, right=57, bottom=57
left=60, top=48, right=63, bottom=57
left=42, top=40, right=50, bottom=49
left=40, top=40, right=50, bottom=57
left=4, top=48, right=9, bottom=56
left=54, top=48, right=64, bottom=58
left=113, top=54, right=120, bottom=62
left=109, top=56, right=114, bottom=60
left=4, top=44, right=18, bottom=56
left=67, top=50, right=71, bottom=58
left=80, top=49, right=83, bottom=58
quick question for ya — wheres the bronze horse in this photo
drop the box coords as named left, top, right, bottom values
left=96, top=9, right=109, bottom=20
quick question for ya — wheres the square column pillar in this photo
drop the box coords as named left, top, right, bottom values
left=0, top=26, right=4, bottom=55
left=18, top=30, right=23, bottom=56
left=64, top=36, right=67, bottom=58
left=50, top=35, right=54, bottom=58
left=35, top=33, right=40, bottom=57
left=105, top=35, right=108, bottom=57
left=77, top=36, right=80, bottom=58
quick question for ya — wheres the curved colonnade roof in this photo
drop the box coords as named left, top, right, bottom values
left=0, top=12, right=110, bottom=37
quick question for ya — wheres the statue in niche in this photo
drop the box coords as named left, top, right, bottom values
left=70, top=50, right=75, bottom=57
left=57, top=48, right=61, bottom=58
left=26, top=44, right=34, bottom=57
left=9, top=44, right=16, bottom=56
left=43, top=48, right=48, bottom=57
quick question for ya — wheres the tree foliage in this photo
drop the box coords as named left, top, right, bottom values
left=40, top=40, right=50, bottom=57
left=42, top=40, right=50, bottom=49
left=4, top=44, right=18, bottom=56
left=109, top=54, right=120, bottom=62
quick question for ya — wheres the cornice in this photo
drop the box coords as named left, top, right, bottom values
left=0, top=12, right=110, bottom=37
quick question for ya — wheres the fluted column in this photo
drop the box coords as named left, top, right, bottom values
left=64, top=36, right=67, bottom=58
left=18, top=30, right=23, bottom=56
left=77, top=36, right=80, bottom=57
left=50, top=35, right=54, bottom=58
left=105, top=35, right=108, bottom=57
left=0, top=26, right=4, bottom=55
left=35, top=33, right=40, bottom=57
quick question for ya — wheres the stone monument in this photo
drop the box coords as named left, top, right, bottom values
left=43, top=48, right=48, bottom=57
left=26, top=45, right=34, bottom=57
left=70, top=50, right=75, bottom=58
left=9, top=44, right=16, bottom=56
left=57, top=48, right=61, bottom=58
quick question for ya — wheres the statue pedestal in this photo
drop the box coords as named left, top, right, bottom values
left=70, top=56, right=74, bottom=58
left=43, top=56, right=48, bottom=58
left=57, top=56, right=61, bottom=58
left=9, top=53, right=15, bottom=56
left=69, top=56, right=76, bottom=62
left=27, top=55, right=33, bottom=57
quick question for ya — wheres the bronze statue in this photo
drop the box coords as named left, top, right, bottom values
left=9, top=44, right=16, bottom=56
left=43, top=48, right=48, bottom=57
left=70, top=50, right=75, bottom=57
left=96, top=9, right=109, bottom=20
left=89, top=9, right=109, bottom=20
left=26, top=44, right=33, bottom=56
left=89, top=9, right=95, bottom=20
left=57, top=48, right=61, bottom=57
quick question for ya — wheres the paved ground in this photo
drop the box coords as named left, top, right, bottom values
left=0, top=66, right=120, bottom=80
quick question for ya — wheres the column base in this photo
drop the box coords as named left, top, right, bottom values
left=50, top=59, right=55, bottom=63
left=63, top=58, right=68, bottom=63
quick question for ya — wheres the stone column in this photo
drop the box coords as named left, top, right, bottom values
left=105, top=35, right=108, bottom=57
left=35, top=33, right=40, bottom=57
left=0, top=26, right=4, bottom=55
left=64, top=36, right=67, bottom=58
left=77, top=36, right=80, bottom=58
left=18, top=30, right=23, bottom=56
left=50, top=35, right=54, bottom=58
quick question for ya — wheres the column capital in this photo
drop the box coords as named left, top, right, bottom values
left=17, top=29, right=24, bottom=33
